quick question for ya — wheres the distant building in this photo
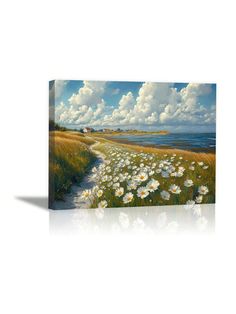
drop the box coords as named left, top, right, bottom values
left=83, top=127, right=94, bottom=133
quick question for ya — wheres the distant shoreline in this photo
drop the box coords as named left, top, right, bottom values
left=96, top=134, right=216, bottom=154
left=90, top=130, right=169, bottom=136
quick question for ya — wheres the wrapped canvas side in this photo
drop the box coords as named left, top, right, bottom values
left=49, top=80, right=56, bottom=209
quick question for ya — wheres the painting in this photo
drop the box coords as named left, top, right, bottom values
left=49, top=80, right=216, bottom=211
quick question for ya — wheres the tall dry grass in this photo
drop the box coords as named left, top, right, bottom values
left=49, top=131, right=96, bottom=207
left=91, top=135, right=215, bottom=163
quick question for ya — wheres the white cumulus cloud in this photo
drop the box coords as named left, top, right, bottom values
left=68, top=81, right=106, bottom=107
left=55, top=81, right=107, bottom=126
left=54, top=81, right=215, bottom=130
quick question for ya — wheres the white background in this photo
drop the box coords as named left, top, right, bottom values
left=0, top=0, right=236, bottom=313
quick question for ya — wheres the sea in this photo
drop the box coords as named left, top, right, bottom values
left=113, top=133, right=216, bottom=152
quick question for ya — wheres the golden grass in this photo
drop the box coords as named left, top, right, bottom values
left=49, top=131, right=96, bottom=207
left=52, top=130, right=95, bottom=145
left=121, top=143, right=215, bottom=163
left=89, top=135, right=215, bottom=164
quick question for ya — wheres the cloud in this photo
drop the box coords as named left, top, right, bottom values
left=68, top=81, right=106, bottom=107
left=55, top=81, right=107, bottom=126
left=56, top=101, right=106, bottom=126
left=54, top=81, right=215, bottom=130
left=99, top=82, right=214, bottom=128
left=130, top=82, right=178, bottom=124
left=104, top=91, right=135, bottom=124
left=94, top=99, right=106, bottom=117
left=119, top=91, right=135, bottom=110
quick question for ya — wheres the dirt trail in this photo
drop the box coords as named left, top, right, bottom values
left=53, top=140, right=105, bottom=209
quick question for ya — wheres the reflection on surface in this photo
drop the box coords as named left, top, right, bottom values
left=50, top=203, right=215, bottom=235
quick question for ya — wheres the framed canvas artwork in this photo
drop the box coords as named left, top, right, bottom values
left=49, top=80, right=216, bottom=211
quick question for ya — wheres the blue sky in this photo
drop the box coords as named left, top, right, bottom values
left=50, top=80, right=216, bottom=132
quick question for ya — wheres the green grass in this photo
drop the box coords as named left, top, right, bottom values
left=87, top=140, right=215, bottom=208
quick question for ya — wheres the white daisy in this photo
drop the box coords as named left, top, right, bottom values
left=127, top=180, right=137, bottom=190
left=123, top=192, right=134, bottom=204
left=113, top=176, right=119, bottom=183
left=98, top=200, right=108, bottom=208
left=102, top=175, right=108, bottom=182
left=92, top=185, right=99, bottom=193
left=96, top=190, right=103, bottom=198
left=184, top=179, right=194, bottom=187
left=198, top=185, right=209, bottom=195
left=125, top=159, right=130, bottom=166
left=81, top=189, right=92, bottom=199
left=195, top=195, right=203, bottom=203
left=169, top=184, right=181, bottom=194
left=178, top=166, right=185, bottom=172
left=146, top=179, right=160, bottom=192
left=137, top=172, right=148, bottom=182
left=92, top=167, right=97, bottom=173
left=184, top=200, right=195, bottom=210
left=115, top=187, right=124, bottom=197
left=112, top=182, right=120, bottom=189
left=137, top=187, right=149, bottom=199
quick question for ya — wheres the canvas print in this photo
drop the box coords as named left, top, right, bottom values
left=49, top=80, right=216, bottom=210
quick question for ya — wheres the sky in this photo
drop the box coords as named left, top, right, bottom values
left=49, top=80, right=216, bottom=133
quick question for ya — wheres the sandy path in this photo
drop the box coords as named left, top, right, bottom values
left=53, top=140, right=105, bottom=209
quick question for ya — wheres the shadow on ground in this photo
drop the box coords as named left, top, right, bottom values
left=16, top=196, right=48, bottom=210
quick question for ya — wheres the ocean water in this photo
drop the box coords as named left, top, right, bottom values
left=113, top=133, right=216, bottom=152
